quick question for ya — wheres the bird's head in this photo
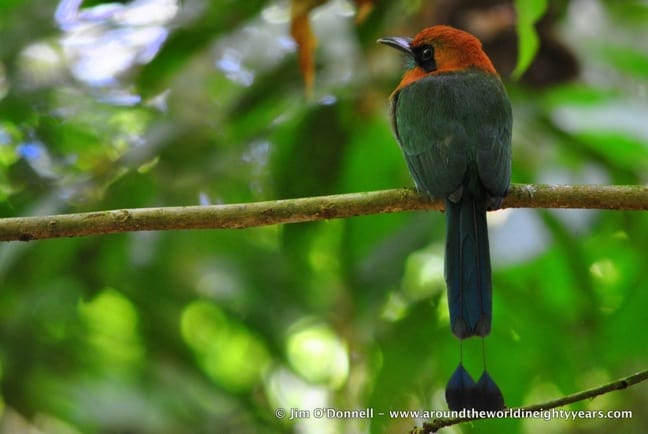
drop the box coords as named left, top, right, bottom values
left=378, top=25, right=497, bottom=90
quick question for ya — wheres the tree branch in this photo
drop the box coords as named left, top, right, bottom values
left=414, top=368, right=648, bottom=433
left=1, top=183, right=646, bottom=242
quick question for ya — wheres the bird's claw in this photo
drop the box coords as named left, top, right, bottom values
left=487, top=194, right=505, bottom=211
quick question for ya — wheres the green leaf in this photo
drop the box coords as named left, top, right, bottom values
left=600, top=45, right=648, bottom=78
left=512, top=0, right=548, bottom=79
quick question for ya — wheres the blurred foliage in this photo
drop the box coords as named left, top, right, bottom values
left=512, top=0, right=547, bottom=78
left=1, top=0, right=647, bottom=433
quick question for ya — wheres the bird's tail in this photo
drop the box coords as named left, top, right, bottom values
left=444, top=195, right=492, bottom=339
left=445, top=363, right=505, bottom=411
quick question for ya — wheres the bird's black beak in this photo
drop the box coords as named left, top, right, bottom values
left=377, top=36, right=413, bottom=56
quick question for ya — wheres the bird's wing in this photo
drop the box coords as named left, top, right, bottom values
left=391, top=76, right=468, bottom=198
left=473, top=74, right=512, bottom=198
left=391, top=71, right=511, bottom=200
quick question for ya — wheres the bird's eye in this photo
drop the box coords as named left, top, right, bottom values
left=421, top=46, right=434, bottom=61
left=414, top=45, right=437, bottom=72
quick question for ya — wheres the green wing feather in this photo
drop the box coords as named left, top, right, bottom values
left=391, top=70, right=511, bottom=200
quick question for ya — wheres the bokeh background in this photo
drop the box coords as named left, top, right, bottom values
left=1, top=0, right=647, bottom=433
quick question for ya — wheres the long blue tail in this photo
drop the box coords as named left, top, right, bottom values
left=444, top=195, right=492, bottom=339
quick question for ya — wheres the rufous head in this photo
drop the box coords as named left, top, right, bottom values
left=378, top=25, right=498, bottom=90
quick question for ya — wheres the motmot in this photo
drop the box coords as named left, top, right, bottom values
left=379, top=25, right=511, bottom=411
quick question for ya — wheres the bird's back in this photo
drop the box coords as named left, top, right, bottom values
left=391, top=69, right=511, bottom=200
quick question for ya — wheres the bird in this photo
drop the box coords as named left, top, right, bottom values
left=378, top=25, right=511, bottom=411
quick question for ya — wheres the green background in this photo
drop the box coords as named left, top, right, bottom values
left=0, top=0, right=647, bottom=433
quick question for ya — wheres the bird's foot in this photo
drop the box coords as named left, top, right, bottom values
left=486, top=194, right=505, bottom=211
left=448, top=185, right=463, bottom=204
